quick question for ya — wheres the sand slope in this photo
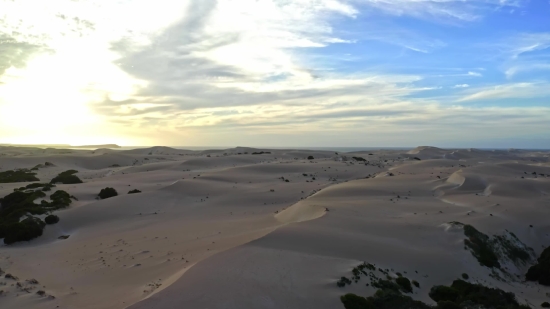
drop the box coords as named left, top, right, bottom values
left=0, top=146, right=549, bottom=309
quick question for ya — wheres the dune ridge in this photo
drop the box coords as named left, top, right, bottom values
left=0, top=146, right=549, bottom=309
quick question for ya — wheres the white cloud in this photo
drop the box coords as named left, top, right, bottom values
left=453, top=84, right=470, bottom=88
left=458, top=82, right=550, bottom=101
left=505, top=62, right=550, bottom=78
left=467, top=71, right=483, bottom=77
left=499, top=32, right=550, bottom=59
left=350, top=0, right=528, bottom=23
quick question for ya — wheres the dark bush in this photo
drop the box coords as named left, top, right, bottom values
left=0, top=188, right=73, bottom=243
left=50, top=170, right=83, bottom=184
left=429, top=286, right=459, bottom=303
left=3, top=217, right=45, bottom=244
left=307, top=156, right=314, bottom=160
left=98, top=187, right=118, bottom=199
left=396, top=277, right=412, bottom=293
left=341, top=293, right=374, bottom=309
left=372, top=279, right=401, bottom=293
left=463, top=224, right=500, bottom=268
left=461, top=273, right=469, bottom=280
left=432, top=279, right=520, bottom=309
left=542, top=302, right=550, bottom=308
left=368, top=289, right=431, bottom=309
left=337, top=276, right=352, bottom=287
left=412, top=280, right=420, bottom=288
left=128, top=189, right=141, bottom=194
left=0, top=170, right=39, bottom=183
left=526, top=246, right=550, bottom=285
left=44, top=214, right=59, bottom=224
left=436, top=301, right=461, bottom=309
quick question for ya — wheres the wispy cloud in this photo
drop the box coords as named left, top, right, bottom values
left=351, top=0, right=528, bottom=23
left=505, top=62, right=550, bottom=78
left=453, top=84, right=470, bottom=88
left=458, top=82, right=550, bottom=101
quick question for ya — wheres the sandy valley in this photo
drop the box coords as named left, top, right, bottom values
left=0, top=145, right=549, bottom=309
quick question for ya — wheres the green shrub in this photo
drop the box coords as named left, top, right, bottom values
left=412, top=280, right=420, bottom=288
left=44, top=215, right=59, bottom=225
left=372, top=279, right=401, bottom=293
left=128, top=189, right=141, bottom=194
left=25, top=183, right=50, bottom=189
left=461, top=273, right=469, bottom=280
left=367, top=289, right=431, bottom=309
left=307, top=156, right=314, bottom=160
left=0, top=189, right=72, bottom=243
left=429, top=286, right=459, bottom=302
left=541, top=302, right=550, bottom=308
left=337, top=276, right=352, bottom=287
left=396, top=277, right=412, bottom=293
left=436, top=301, right=461, bottom=309
left=341, top=293, right=374, bottom=309
left=50, top=170, right=83, bottom=184
left=432, top=279, right=520, bottom=308
left=463, top=224, right=500, bottom=268
left=98, top=187, right=118, bottom=199
left=0, top=170, right=39, bottom=183
left=526, top=246, right=550, bottom=285
left=3, top=217, right=45, bottom=244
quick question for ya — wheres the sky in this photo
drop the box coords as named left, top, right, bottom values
left=0, top=0, right=549, bottom=148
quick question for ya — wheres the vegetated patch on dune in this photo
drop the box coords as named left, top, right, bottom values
left=98, top=187, right=118, bottom=199
left=0, top=169, right=39, bottom=183
left=526, top=246, right=550, bottom=286
left=0, top=189, right=73, bottom=244
left=338, top=261, right=530, bottom=309
left=13, top=182, right=56, bottom=192
left=448, top=222, right=535, bottom=273
left=50, top=170, right=83, bottom=184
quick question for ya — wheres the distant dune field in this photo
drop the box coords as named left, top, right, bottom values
left=0, top=145, right=549, bottom=309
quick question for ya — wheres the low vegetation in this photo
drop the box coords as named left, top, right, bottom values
left=463, top=224, right=501, bottom=268
left=1, top=217, right=46, bottom=245
left=128, top=189, right=141, bottom=194
left=450, top=222, right=534, bottom=270
left=0, top=189, right=73, bottom=244
left=50, top=170, right=83, bottom=184
left=338, top=261, right=529, bottom=309
left=98, top=187, right=118, bottom=199
left=428, top=279, right=527, bottom=309
left=13, top=183, right=56, bottom=192
left=0, top=169, right=39, bottom=183
left=395, top=277, right=412, bottom=293
left=341, top=278, right=529, bottom=309
left=526, top=246, right=550, bottom=285
left=44, top=214, right=59, bottom=225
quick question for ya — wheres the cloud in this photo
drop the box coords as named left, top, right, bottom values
left=351, top=0, right=528, bottom=23
left=0, top=34, right=51, bottom=77
left=458, top=82, right=550, bottom=101
left=0, top=0, right=548, bottom=148
left=490, top=32, right=550, bottom=60
left=505, top=62, right=550, bottom=78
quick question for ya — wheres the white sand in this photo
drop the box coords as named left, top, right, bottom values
left=0, top=146, right=549, bottom=308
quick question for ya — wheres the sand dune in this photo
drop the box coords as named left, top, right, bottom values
left=0, top=146, right=549, bottom=309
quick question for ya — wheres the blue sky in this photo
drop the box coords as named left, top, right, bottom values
left=0, top=0, right=548, bottom=148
